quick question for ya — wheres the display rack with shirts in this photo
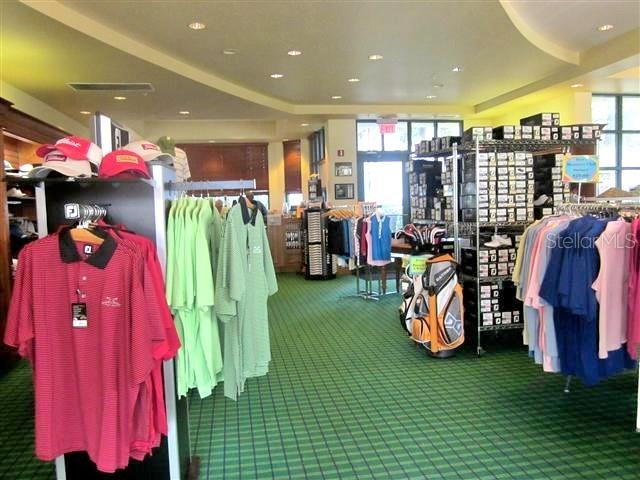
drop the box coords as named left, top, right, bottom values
left=163, top=178, right=277, bottom=403
left=513, top=202, right=640, bottom=433
left=6, top=166, right=188, bottom=480
left=413, top=137, right=599, bottom=355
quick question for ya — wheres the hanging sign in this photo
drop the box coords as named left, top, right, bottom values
left=379, top=123, right=396, bottom=134
left=562, top=154, right=599, bottom=183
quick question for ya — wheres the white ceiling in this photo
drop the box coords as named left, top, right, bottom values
left=0, top=0, right=638, bottom=136
left=0, top=1, right=287, bottom=123
left=57, top=0, right=568, bottom=105
left=506, top=0, right=640, bottom=52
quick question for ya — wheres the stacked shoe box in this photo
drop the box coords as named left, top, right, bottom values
left=492, top=125, right=560, bottom=141
left=409, top=160, right=442, bottom=221
left=464, top=280, right=523, bottom=327
left=460, top=152, right=535, bottom=223
left=532, top=153, right=572, bottom=218
left=559, top=124, right=603, bottom=140
left=462, top=127, right=493, bottom=142
left=461, top=245, right=518, bottom=278
left=441, top=157, right=455, bottom=222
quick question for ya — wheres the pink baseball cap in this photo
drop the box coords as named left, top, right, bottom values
left=36, top=136, right=102, bottom=168
left=99, top=149, right=150, bottom=179
left=29, top=149, right=92, bottom=179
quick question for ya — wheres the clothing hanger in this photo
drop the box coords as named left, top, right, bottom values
left=69, top=205, right=105, bottom=244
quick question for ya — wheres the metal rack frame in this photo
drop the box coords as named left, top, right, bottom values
left=415, top=138, right=598, bottom=356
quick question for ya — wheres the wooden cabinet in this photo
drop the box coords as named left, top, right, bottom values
left=267, top=216, right=302, bottom=273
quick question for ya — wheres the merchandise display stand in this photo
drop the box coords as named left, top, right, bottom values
left=25, top=166, right=185, bottom=480
left=414, top=138, right=599, bottom=355
left=302, top=207, right=336, bottom=280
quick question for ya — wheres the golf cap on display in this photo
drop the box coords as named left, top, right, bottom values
left=99, top=149, right=150, bottom=179
left=124, top=140, right=174, bottom=166
left=29, top=149, right=92, bottom=179
left=157, top=136, right=176, bottom=156
left=36, top=136, right=102, bottom=169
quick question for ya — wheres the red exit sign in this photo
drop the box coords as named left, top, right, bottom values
left=379, top=123, right=396, bottom=134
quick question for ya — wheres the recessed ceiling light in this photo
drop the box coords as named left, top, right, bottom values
left=179, top=111, right=190, bottom=115
left=301, top=123, right=309, bottom=126
left=368, top=54, right=383, bottom=61
left=570, top=83, right=584, bottom=88
left=348, top=78, right=360, bottom=83
left=113, top=96, right=126, bottom=100
left=425, top=95, right=437, bottom=99
left=222, top=49, right=237, bottom=55
left=79, top=111, right=91, bottom=115
left=432, top=83, right=444, bottom=89
left=270, top=73, right=284, bottom=79
left=287, top=50, right=302, bottom=56
left=597, top=24, right=614, bottom=31
left=452, top=66, right=463, bottom=72
left=331, top=95, right=342, bottom=100
left=188, top=22, right=206, bottom=30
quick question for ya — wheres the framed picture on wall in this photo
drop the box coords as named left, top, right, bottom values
left=335, top=162, right=352, bottom=177
left=335, top=183, right=354, bottom=200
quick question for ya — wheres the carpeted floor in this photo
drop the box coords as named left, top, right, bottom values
left=189, top=274, right=640, bottom=480
left=0, top=360, right=54, bottom=479
left=2, top=273, right=639, bottom=479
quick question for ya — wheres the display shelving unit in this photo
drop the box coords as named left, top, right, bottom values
left=413, top=137, right=599, bottom=355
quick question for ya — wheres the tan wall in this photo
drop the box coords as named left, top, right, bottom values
left=324, top=119, right=357, bottom=205
left=267, top=141, right=285, bottom=212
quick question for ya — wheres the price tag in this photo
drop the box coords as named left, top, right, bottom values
left=409, top=256, right=428, bottom=275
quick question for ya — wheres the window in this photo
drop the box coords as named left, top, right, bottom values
left=286, top=192, right=304, bottom=209
left=592, top=94, right=640, bottom=194
left=356, top=120, right=463, bottom=153
left=437, top=122, right=462, bottom=137
left=411, top=122, right=435, bottom=147
left=357, top=122, right=382, bottom=152
left=309, top=128, right=325, bottom=174
left=382, top=122, right=408, bottom=151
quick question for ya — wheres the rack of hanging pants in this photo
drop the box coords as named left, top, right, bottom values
left=512, top=202, right=640, bottom=432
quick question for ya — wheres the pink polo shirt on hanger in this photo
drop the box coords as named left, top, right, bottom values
left=593, top=219, right=630, bottom=358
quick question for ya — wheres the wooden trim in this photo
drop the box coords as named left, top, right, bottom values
left=0, top=97, right=68, bottom=144
left=0, top=97, right=65, bottom=363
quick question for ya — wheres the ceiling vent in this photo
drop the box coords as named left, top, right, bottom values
left=67, top=82, right=155, bottom=93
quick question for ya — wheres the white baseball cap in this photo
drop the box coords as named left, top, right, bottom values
left=124, top=140, right=174, bottom=165
left=29, top=150, right=92, bottom=179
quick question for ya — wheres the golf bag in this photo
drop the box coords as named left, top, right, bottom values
left=400, top=254, right=464, bottom=357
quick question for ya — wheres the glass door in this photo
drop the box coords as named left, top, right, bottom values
left=362, top=159, right=405, bottom=230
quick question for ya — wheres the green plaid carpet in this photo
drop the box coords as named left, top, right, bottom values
left=190, top=274, right=640, bottom=480
left=2, top=273, right=639, bottom=479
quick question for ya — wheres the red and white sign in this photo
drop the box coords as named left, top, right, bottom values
left=379, top=123, right=396, bottom=134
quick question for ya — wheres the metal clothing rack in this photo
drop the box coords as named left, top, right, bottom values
left=165, top=179, right=256, bottom=192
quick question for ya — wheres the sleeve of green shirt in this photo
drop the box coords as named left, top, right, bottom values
left=171, top=198, right=187, bottom=309
left=215, top=206, right=243, bottom=320
left=194, top=201, right=215, bottom=308
left=260, top=215, right=278, bottom=297
left=210, top=207, right=223, bottom=285
left=165, top=200, right=177, bottom=306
